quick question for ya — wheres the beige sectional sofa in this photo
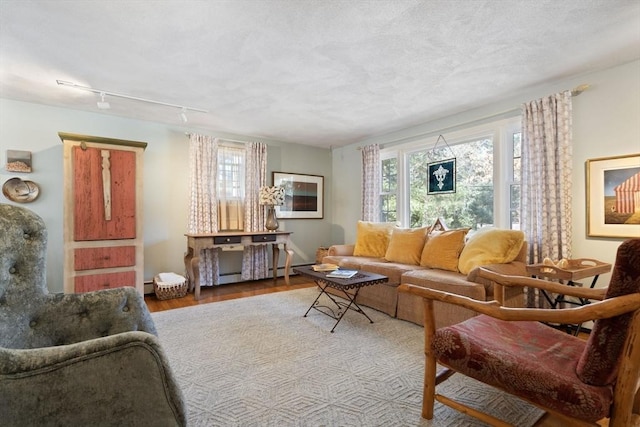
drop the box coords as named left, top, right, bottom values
left=322, top=222, right=528, bottom=328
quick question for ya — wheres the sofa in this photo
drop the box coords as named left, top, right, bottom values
left=322, top=222, right=528, bottom=328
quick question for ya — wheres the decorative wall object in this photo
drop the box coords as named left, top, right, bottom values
left=6, top=150, right=32, bottom=173
left=586, top=153, right=640, bottom=238
left=2, top=177, right=40, bottom=203
left=427, top=134, right=456, bottom=195
left=273, top=172, right=324, bottom=219
left=427, top=158, right=456, bottom=194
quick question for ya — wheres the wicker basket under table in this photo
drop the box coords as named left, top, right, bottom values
left=153, top=272, right=188, bottom=300
left=316, top=247, right=329, bottom=264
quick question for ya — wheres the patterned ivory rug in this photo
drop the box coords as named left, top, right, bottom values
left=152, top=287, right=544, bottom=427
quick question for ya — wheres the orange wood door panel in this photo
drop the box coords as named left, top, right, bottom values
left=74, top=271, right=136, bottom=292
left=74, top=246, right=136, bottom=271
left=73, top=146, right=136, bottom=241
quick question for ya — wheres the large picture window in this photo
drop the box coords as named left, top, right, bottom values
left=381, top=118, right=521, bottom=231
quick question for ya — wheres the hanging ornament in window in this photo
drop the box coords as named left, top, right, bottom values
left=427, top=134, right=456, bottom=195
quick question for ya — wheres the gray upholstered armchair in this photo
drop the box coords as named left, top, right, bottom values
left=0, top=204, right=186, bottom=426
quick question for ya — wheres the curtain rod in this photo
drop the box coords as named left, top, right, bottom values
left=184, top=132, right=247, bottom=145
left=357, top=83, right=590, bottom=150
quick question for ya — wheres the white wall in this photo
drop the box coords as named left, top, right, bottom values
left=331, top=59, right=640, bottom=287
left=0, top=100, right=333, bottom=292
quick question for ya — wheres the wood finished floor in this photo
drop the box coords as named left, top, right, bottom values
left=144, top=276, right=598, bottom=427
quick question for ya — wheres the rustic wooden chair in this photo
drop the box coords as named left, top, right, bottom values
left=399, top=238, right=640, bottom=427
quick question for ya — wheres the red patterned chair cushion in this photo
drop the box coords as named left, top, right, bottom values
left=577, top=238, right=640, bottom=386
left=433, top=315, right=613, bottom=422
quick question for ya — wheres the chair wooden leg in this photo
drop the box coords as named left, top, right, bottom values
left=422, top=299, right=437, bottom=419
left=423, top=350, right=437, bottom=418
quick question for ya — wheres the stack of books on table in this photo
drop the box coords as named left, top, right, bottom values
left=312, top=263, right=339, bottom=272
left=326, top=269, right=358, bottom=279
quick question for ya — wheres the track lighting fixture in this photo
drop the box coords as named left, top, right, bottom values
left=56, top=80, right=208, bottom=121
left=97, top=92, right=110, bottom=110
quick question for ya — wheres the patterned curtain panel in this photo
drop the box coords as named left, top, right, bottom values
left=521, top=91, right=573, bottom=307
left=188, top=134, right=220, bottom=286
left=361, top=144, right=380, bottom=221
left=241, top=142, right=269, bottom=280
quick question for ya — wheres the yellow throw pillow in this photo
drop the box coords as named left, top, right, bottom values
left=458, top=228, right=525, bottom=275
left=384, top=226, right=430, bottom=265
left=353, top=221, right=397, bottom=257
left=420, top=228, right=470, bottom=272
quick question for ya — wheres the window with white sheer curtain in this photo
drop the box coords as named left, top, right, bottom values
left=217, top=146, right=246, bottom=231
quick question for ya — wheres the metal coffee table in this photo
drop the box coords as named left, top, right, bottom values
left=294, top=266, right=388, bottom=332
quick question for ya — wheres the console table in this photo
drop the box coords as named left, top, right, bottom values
left=184, top=231, right=293, bottom=300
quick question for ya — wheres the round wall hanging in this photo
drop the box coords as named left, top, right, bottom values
left=2, top=177, right=40, bottom=203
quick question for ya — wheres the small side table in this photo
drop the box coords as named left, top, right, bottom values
left=527, top=258, right=612, bottom=334
left=294, top=266, right=388, bottom=333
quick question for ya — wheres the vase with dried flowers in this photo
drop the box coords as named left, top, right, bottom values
left=259, top=186, right=285, bottom=231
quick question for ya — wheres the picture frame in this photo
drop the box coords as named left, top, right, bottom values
left=272, top=172, right=324, bottom=219
left=427, top=158, right=456, bottom=194
left=586, top=153, right=640, bottom=238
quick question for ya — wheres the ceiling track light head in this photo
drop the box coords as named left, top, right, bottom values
left=97, top=92, right=110, bottom=110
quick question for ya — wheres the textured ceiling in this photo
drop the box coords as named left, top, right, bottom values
left=1, top=1, right=639, bottom=148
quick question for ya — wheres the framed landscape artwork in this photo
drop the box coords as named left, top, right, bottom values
left=586, top=153, right=640, bottom=238
left=272, top=172, right=323, bottom=219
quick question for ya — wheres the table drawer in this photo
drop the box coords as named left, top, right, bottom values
left=214, top=236, right=242, bottom=245
left=74, top=246, right=136, bottom=271
left=252, top=234, right=277, bottom=243
left=74, top=271, right=136, bottom=292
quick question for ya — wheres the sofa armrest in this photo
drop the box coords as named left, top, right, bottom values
left=0, top=331, right=186, bottom=426
left=328, top=244, right=355, bottom=256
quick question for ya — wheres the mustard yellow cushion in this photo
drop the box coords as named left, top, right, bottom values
left=458, top=228, right=525, bottom=275
left=384, top=226, right=430, bottom=265
left=420, top=228, right=470, bottom=272
left=353, top=221, right=397, bottom=257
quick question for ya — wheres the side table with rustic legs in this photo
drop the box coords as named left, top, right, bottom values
left=526, top=258, right=612, bottom=335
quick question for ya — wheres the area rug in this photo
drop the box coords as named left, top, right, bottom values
left=152, top=288, right=544, bottom=427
